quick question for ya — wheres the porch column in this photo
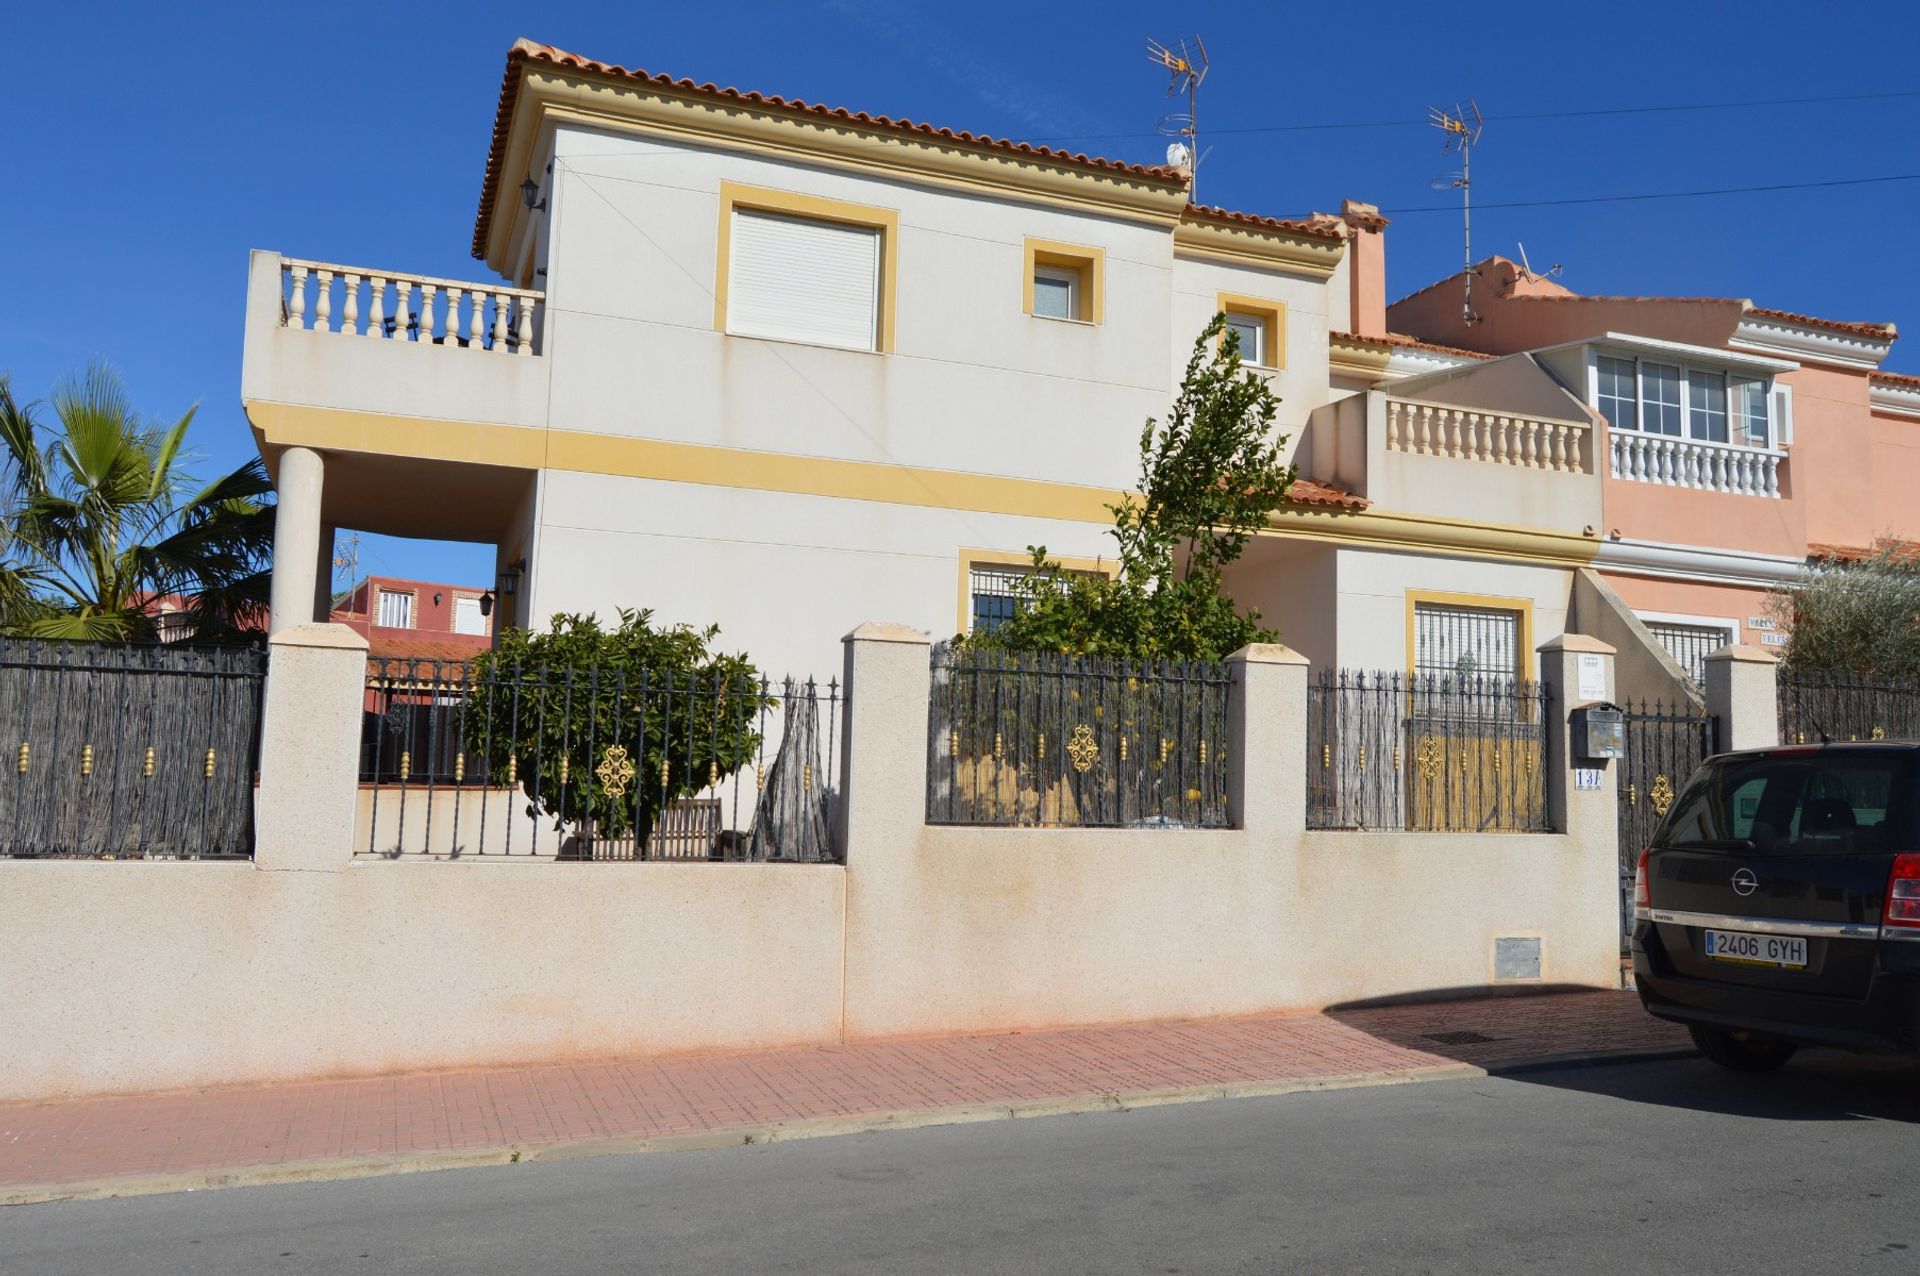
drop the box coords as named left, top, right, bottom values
left=1704, top=644, right=1779, bottom=752
left=314, top=524, right=337, bottom=623
left=269, top=446, right=324, bottom=634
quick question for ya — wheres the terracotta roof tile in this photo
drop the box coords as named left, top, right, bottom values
left=475, top=40, right=1189, bottom=259
left=1183, top=203, right=1346, bottom=242
left=1872, top=370, right=1920, bottom=390
left=1332, top=330, right=1494, bottom=361
left=1745, top=306, right=1897, bottom=340
left=1807, top=538, right=1920, bottom=563
left=1287, top=477, right=1368, bottom=510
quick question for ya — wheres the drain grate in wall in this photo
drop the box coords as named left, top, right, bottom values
left=1421, top=1030, right=1502, bottom=1046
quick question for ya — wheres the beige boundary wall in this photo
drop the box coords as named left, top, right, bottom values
left=0, top=623, right=1651, bottom=1103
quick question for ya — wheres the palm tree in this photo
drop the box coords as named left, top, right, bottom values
left=0, top=365, right=274, bottom=641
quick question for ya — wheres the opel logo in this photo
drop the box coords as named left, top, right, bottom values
left=1731, top=867, right=1759, bottom=897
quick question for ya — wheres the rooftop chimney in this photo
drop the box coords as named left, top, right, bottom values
left=1341, top=200, right=1389, bottom=339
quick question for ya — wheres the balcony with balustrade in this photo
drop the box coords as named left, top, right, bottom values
left=1605, top=429, right=1783, bottom=499
left=241, top=249, right=554, bottom=631
left=1301, top=385, right=1605, bottom=539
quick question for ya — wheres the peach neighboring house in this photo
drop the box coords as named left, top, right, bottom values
left=1384, top=255, right=1916, bottom=687
left=329, top=573, right=495, bottom=667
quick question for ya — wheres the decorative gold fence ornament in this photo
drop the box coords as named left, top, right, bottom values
left=143, top=746, right=155, bottom=778
left=1649, top=774, right=1675, bottom=817
left=204, top=748, right=217, bottom=779
left=1415, top=737, right=1443, bottom=781
left=15, top=742, right=26, bottom=774
left=80, top=744, right=94, bottom=777
left=595, top=745, right=635, bottom=799
left=398, top=751, right=411, bottom=782
left=1066, top=724, right=1098, bottom=773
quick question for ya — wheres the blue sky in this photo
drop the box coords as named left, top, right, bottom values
left=7, top=1, right=1917, bottom=589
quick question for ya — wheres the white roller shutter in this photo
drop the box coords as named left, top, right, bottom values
left=1772, top=382, right=1794, bottom=447
left=726, top=209, right=880, bottom=351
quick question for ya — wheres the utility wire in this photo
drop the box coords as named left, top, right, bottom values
left=1023, top=88, right=1920, bottom=144
left=1374, top=172, right=1920, bottom=215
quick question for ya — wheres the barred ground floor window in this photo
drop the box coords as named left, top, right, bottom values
left=1643, top=619, right=1735, bottom=686
left=1412, top=600, right=1525, bottom=680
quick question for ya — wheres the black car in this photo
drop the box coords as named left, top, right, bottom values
left=1632, top=742, right=1920, bottom=1071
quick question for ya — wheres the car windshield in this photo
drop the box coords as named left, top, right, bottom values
left=1658, top=751, right=1919, bottom=857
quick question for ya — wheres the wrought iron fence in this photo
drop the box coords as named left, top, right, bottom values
left=1777, top=668, right=1920, bottom=744
left=926, top=643, right=1232, bottom=829
left=360, top=657, right=841, bottom=861
left=0, top=639, right=267, bottom=859
left=1306, top=669, right=1551, bottom=832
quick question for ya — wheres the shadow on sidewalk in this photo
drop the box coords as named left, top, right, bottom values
left=1321, top=984, right=1920, bottom=1126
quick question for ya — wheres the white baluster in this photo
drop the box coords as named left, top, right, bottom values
left=1469, top=413, right=1487, bottom=461
left=1413, top=406, right=1430, bottom=454
left=366, top=275, right=387, bottom=339
left=418, top=284, right=439, bottom=342
left=490, top=292, right=509, bottom=352
left=441, top=287, right=462, bottom=345
left=1766, top=453, right=1781, bottom=497
left=1387, top=401, right=1402, bottom=452
left=394, top=280, right=414, bottom=341
left=515, top=295, right=535, bottom=355
left=286, top=264, right=307, bottom=329
left=341, top=272, right=361, bottom=336
left=314, top=269, right=334, bottom=333
left=469, top=288, right=487, bottom=349
left=1442, top=410, right=1460, bottom=458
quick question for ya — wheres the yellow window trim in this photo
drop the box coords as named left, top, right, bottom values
left=1022, top=238, right=1105, bottom=325
left=712, top=180, right=900, bottom=353
left=957, top=547, right=1117, bottom=635
left=1215, top=293, right=1287, bottom=371
left=1404, top=589, right=1536, bottom=680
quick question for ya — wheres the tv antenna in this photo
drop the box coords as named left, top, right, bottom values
left=1516, top=242, right=1563, bottom=281
left=1427, top=100, right=1484, bottom=324
left=1148, top=36, right=1208, bottom=200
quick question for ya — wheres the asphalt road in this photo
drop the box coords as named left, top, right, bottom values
left=5, top=1053, right=1919, bottom=1275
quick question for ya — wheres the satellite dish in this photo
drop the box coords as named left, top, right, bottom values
left=1165, top=142, right=1193, bottom=170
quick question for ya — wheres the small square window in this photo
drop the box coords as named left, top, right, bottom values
left=1032, top=267, right=1079, bottom=321
left=1223, top=312, right=1266, bottom=366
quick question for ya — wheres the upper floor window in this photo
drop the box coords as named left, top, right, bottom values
left=1031, top=266, right=1080, bottom=321
left=1596, top=355, right=1636, bottom=430
left=1643, top=362, right=1683, bottom=436
left=1216, top=294, right=1285, bottom=371
left=452, top=595, right=487, bottom=636
left=1688, top=370, right=1727, bottom=444
left=727, top=209, right=881, bottom=352
left=1023, top=239, right=1104, bottom=324
left=1594, top=353, right=1775, bottom=448
left=715, top=182, right=898, bottom=353
left=377, top=589, right=414, bottom=629
left=1223, top=313, right=1265, bottom=365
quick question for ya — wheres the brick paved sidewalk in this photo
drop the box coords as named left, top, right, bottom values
left=0, top=990, right=1687, bottom=1203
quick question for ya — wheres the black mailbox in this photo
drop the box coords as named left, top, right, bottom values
left=1570, top=703, right=1626, bottom=761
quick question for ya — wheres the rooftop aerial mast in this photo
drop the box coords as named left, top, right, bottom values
left=1427, top=100, right=1484, bottom=325
left=1148, top=36, right=1208, bottom=201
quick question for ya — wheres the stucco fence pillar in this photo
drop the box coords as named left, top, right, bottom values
left=1704, top=643, right=1779, bottom=752
left=254, top=622, right=368, bottom=869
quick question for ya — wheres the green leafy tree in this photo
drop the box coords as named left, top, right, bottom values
left=966, top=315, right=1294, bottom=660
left=0, top=365, right=274, bottom=640
left=1769, top=543, right=1920, bottom=676
left=461, top=609, right=768, bottom=845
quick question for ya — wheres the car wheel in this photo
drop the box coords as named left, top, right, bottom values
left=1689, top=1024, right=1798, bottom=1072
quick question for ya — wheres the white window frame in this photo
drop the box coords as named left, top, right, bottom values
left=1031, top=265, right=1081, bottom=323
left=1222, top=310, right=1267, bottom=368
left=1590, top=350, right=1775, bottom=449
left=376, top=588, right=415, bottom=630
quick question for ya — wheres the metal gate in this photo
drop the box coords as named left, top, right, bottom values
left=1615, top=702, right=1717, bottom=947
